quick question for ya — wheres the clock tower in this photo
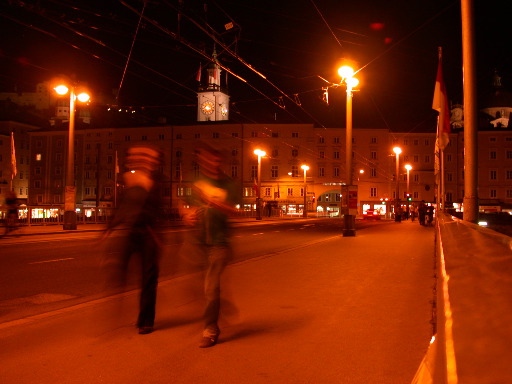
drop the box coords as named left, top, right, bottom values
left=197, top=51, right=230, bottom=122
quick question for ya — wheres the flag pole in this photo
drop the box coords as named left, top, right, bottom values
left=438, top=48, right=445, bottom=212
left=10, top=131, right=17, bottom=191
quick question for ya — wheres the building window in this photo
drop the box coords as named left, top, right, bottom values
left=370, top=187, right=377, bottom=197
left=413, top=155, right=419, bottom=163
left=371, top=151, right=377, bottom=160
left=159, top=134, right=165, bottom=140
left=175, top=164, right=181, bottom=179
left=507, top=190, right=512, bottom=198
left=265, top=187, right=271, bottom=197
left=447, top=173, right=453, bottom=182
left=292, top=149, right=298, bottom=157
left=506, top=151, right=512, bottom=159
left=287, top=188, right=293, bottom=196
left=334, top=167, right=340, bottom=177
left=490, top=151, right=497, bottom=160
left=413, top=139, right=419, bottom=146
left=490, top=189, right=497, bottom=198
left=272, top=149, right=279, bottom=157
left=489, top=137, right=497, bottom=142
left=292, top=132, right=299, bottom=138
left=425, top=155, right=430, bottom=163
left=232, top=132, right=239, bottom=137
left=251, top=131, right=258, bottom=138
left=333, top=151, right=340, bottom=159
left=370, top=137, right=377, bottom=144
left=403, top=139, right=409, bottom=145
left=490, top=170, right=497, bottom=180
left=414, top=192, right=419, bottom=199
left=142, top=135, right=148, bottom=141
left=291, top=165, right=298, bottom=177
left=414, top=174, right=419, bottom=182
left=232, top=148, right=238, bottom=156
left=446, top=154, right=452, bottom=162
left=507, top=170, right=512, bottom=180
left=334, top=137, right=340, bottom=144
left=271, top=165, right=278, bottom=178
left=318, top=167, right=325, bottom=177
left=318, top=136, right=325, bottom=144
left=36, top=154, right=42, bottom=161
left=272, top=132, right=279, bottom=138
left=176, top=133, right=182, bottom=139
left=125, top=135, right=131, bottom=141
left=213, top=132, right=219, bottom=138
left=251, top=165, right=257, bottom=179
left=194, top=133, right=201, bottom=139
left=370, top=168, right=377, bottom=177
left=231, top=166, right=238, bottom=178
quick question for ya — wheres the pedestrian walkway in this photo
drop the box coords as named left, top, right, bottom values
left=0, top=219, right=435, bottom=384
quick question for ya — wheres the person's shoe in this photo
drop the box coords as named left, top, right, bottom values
left=199, top=328, right=220, bottom=348
left=138, top=326, right=154, bottom=335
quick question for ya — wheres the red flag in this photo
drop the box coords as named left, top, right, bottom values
left=10, top=132, right=17, bottom=179
left=196, top=63, right=202, bottom=83
left=432, top=48, right=451, bottom=151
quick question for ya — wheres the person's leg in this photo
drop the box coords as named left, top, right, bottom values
left=201, top=245, right=231, bottom=347
left=137, top=236, right=160, bottom=334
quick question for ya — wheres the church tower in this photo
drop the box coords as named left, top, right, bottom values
left=197, top=50, right=230, bottom=122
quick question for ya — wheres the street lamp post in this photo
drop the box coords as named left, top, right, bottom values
left=54, top=83, right=90, bottom=230
left=405, top=164, right=412, bottom=218
left=338, top=65, right=359, bottom=237
left=393, top=147, right=402, bottom=222
left=254, top=149, right=266, bottom=220
left=301, top=165, right=309, bottom=218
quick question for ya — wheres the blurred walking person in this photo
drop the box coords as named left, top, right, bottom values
left=100, top=144, right=163, bottom=335
left=180, top=143, right=241, bottom=348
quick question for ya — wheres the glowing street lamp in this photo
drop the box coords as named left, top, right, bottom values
left=393, top=147, right=402, bottom=222
left=54, top=82, right=90, bottom=230
left=301, top=164, right=309, bottom=218
left=254, top=149, right=266, bottom=220
left=338, top=65, right=359, bottom=236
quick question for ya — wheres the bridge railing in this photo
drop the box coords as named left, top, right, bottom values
left=412, top=213, right=512, bottom=384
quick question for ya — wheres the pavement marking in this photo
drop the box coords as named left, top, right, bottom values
left=29, top=257, right=75, bottom=264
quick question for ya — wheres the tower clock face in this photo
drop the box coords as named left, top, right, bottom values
left=201, top=101, right=214, bottom=115
left=220, top=103, right=228, bottom=116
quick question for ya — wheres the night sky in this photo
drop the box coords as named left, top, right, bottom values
left=1, top=0, right=510, bottom=131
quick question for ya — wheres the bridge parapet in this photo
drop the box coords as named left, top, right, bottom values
left=413, top=213, right=512, bottom=383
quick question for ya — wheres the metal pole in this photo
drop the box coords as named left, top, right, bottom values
left=63, top=87, right=77, bottom=230
left=395, top=153, right=401, bottom=222
left=303, top=168, right=307, bottom=218
left=461, top=0, right=478, bottom=223
left=406, top=167, right=410, bottom=217
left=343, top=84, right=356, bottom=236
left=256, top=154, right=262, bottom=220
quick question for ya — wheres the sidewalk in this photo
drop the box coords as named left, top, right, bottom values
left=0, top=219, right=435, bottom=383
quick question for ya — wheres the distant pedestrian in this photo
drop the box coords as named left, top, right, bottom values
left=100, top=144, right=164, bottom=335
left=418, top=200, right=427, bottom=226
left=179, top=143, right=241, bottom=348
left=426, top=205, right=435, bottom=226
left=410, top=205, right=417, bottom=222
left=2, top=190, right=19, bottom=236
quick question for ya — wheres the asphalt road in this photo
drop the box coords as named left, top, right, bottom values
left=0, top=218, right=370, bottom=323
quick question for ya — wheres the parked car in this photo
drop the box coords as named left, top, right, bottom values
left=363, top=208, right=381, bottom=220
